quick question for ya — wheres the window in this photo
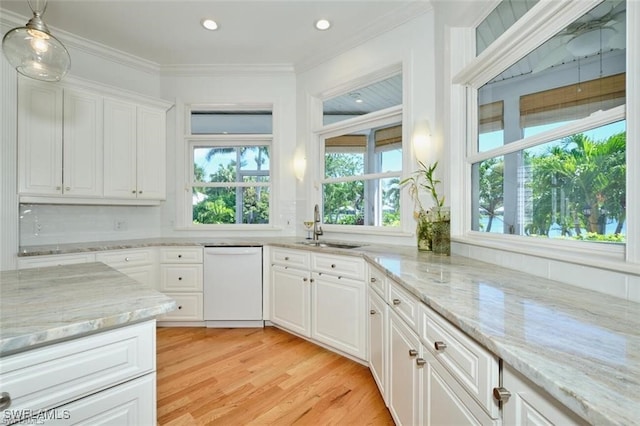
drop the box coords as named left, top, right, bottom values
left=187, top=109, right=272, bottom=225
left=469, top=1, right=626, bottom=246
left=318, top=73, right=403, bottom=228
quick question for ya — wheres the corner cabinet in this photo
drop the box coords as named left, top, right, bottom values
left=17, top=76, right=171, bottom=205
left=269, top=247, right=367, bottom=361
left=103, top=99, right=166, bottom=200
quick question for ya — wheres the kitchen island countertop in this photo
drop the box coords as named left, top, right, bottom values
left=16, top=237, right=640, bottom=425
left=0, top=262, right=176, bottom=356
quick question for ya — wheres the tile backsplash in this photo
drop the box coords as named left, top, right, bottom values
left=19, top=204, right=162, bottom=247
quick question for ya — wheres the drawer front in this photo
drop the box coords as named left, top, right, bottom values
left=96, top=249, right=155, bottom=268
left=159, top=247, right=203, bottom=264
left=368, top=265, right=387, bottom=298
left=421, top=304, right=500, bottom=417
left=0, top=321, right=155, bottom=422
left=271, top=248, right=310, bottom=269
left=388, top=281, right=419, bottom=332
left=311, top=253, right=364, bottom=280
left=157, top=293, right=203, bottom=321
left=17, top=253, right=96, bottom=269
left=43, top=373, right=155, bottom=426
left=159, top=264, right=203, bottom=292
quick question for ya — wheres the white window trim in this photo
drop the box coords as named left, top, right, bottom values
left=317, top=105, right=404, bottom=232
left=449, top=0, right=639, bottom=271
left=176, top=103, right=277, bottom=230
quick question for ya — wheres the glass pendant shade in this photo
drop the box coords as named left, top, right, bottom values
left=2, top=1, right=70, bottom=82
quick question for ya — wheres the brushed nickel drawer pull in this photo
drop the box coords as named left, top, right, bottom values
left=392, top=299, right=401, bottom=305
left=0, top=392, right=11, bottom=410
left=434, top=341, right=447, bottom=351
left=370, top=309, right=376, bottom=315
left=493, top=387, right=511, bottom=403
left=370, top=277, right=377, bottom=283
left=408, top=349, right=418, bottom=357
left=416, top=358, right=427, bottom=366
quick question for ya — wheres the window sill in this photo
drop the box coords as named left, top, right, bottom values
left=174, top=224, right=284, bottom=231
left=453, top=232, right=638, bottom=276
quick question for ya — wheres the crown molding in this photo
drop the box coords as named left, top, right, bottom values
left=294, top=1, right=433, bottom=73
left=160, top=63, right=295, bottom=77
left=1, top=8, right=161, bottom=75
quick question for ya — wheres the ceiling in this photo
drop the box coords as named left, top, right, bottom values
left=0, top=0, right=434, bottom=70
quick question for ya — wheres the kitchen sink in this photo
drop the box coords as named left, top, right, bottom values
left=297, top=241, right=362, bottom=249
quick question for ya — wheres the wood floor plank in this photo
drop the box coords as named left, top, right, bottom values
left=157, top=326, right=393, bottom=426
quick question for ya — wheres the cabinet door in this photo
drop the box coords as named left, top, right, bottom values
left=425, top=350, right=499, bottom=426
left=388, top=310, right=420, bottom=426
left=502, top=364, right=586, bottom=426
left=18, top=78, right=63, bottom=195
left=136, top=107, right=166, bottom=200
left=312, top=272, right=366, bottom=360
left=104, top=98, right=137, bottom=198
left=369, top=290, right=387, bottom=400
left=270, top=265, right=311, bottom=337
left=62, top=89, right=103, bottom=197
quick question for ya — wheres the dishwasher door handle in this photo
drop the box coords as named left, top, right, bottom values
left=205, top=248, right=261, bottom=256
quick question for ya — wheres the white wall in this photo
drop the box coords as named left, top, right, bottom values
left=159, top=69, right=298, bottom=238
left=295, top=11, right=437, bottom=246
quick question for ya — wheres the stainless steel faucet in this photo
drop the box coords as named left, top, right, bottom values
left=313, top=204, right=323, bottom=240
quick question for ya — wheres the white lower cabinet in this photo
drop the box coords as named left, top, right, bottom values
left=0, top=321, right=156, bottom=425
left=388, top=309, right=421, bottom=426
left=95, top=248, right=158, bottom=288
left=270, top=264, right=311, bottom=336
left=311, top=272, right=366, bottom=360
left=156, top=247, right=203, bottom=323
left=269, top=248, right=366, bottom=360
left=368, top=290, right=387, bottom=402
left=501, top=364, right=587, bottom=426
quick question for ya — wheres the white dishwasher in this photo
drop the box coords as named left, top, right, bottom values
left=203, top=246, right=263, bottom=328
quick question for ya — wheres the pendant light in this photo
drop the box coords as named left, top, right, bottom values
left=2, top=0, right=70, bottom=82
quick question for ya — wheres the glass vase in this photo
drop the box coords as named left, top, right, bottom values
left=431, top=220, right=450, bottom=255
left=416, top=216, right=432, bottom=251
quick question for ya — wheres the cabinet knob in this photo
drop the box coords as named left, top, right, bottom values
left=434, top=341, right=447, bottom=351
left=370, top=309, right=376, bottom=315
left=178, top=277, right=183, bottom=281
left=132, top=190, right=137, bottom=194
left=310, top=278, right=315, bottom=283
left=178, top=254, right=182, bottom=258
left=493, top=387, right=511, bottom=403
left=370, top=277, right=377, bottom=283
left=178, top=305, right=183, bottom=310
left=56, top=186, right=61, bottom=190
left=331, top=264, right=336, bottom=268
left=65, top=187, right=71, bottom=191
left=284, top=256, right=290, bottom=260
left=0, top=392, right=11, bottom=410
left=408, top=349, right=418, bottom=357
left=138, top=191, right=143, bottom=194
left=392, top=298, right=401, bottom=305
left=416, top=358, right=427, bottom=366
left=124, top=257, right=130, bottom=262
left=303, top=277, right=308, bottom=282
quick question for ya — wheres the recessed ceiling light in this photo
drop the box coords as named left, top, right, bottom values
left=315, top=19, right=331, bottom=31
left=201, top=19, right=219, bottom=31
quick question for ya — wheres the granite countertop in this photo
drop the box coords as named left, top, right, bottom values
left=16, top=238, right=640, bottom=425
left=0, top=262, right=176, bottom=356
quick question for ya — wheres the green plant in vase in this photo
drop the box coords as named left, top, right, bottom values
left=401, top=160, right=450, bottom=255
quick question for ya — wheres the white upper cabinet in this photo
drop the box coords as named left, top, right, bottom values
left=63, top=88, right=104, bottom=197
left=18, top=79, right=103, bottom=198
left=17, top=76, right=170, bottom=205
left=18, top=78, right=63, bottom=195
left=103, top=99, right=166, bottom=200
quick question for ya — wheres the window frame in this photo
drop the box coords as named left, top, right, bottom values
left=451, top=0, right=639, bottom=271
left=318, top=106, right=403, bottom=230
left=182, top=104, right=275, bottom=229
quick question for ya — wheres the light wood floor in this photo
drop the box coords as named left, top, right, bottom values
left=156, top=326, right=394, bottom=426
